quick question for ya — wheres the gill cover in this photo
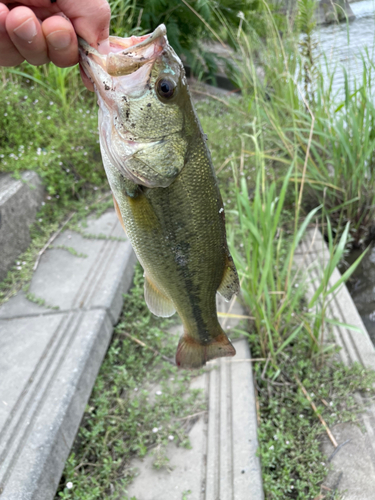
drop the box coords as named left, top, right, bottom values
left=79, top=25, right=188, bottom=188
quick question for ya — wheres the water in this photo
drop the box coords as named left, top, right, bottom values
left=315, top=0, right=375, bottom=100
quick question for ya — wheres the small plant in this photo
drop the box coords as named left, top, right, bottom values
left=6, top=63, right=84, bottom=111
left=0, top=75, right=105, bottom=201
left=306, top=65, right=375, bottom=245
left=229, top=162, right=316, bottom=364
left=25, top=292, right=59, bottom=310
left=109, top=0, right=140, bottom=37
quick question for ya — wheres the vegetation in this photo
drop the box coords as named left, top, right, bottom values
left=0, top=74, right=103, bottom=199
left=253, top=339, right=375, bottom=498
left=1, top=0, right=375, bottom=499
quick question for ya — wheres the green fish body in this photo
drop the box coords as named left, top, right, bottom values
left=79, top=25, right=239, bottom=368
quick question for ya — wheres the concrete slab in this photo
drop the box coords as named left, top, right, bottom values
left=321, top=422, right=375, bottom=500
left=0, top=209, right=137, bottom=500
left=294, top=228, right=375, bottom=500
left=125, top=300, right=263, bottom=500
left=0, top=171, right=44, bottom=281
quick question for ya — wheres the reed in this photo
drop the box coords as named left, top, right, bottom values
left=225, top=1, right=375, bottom=246
left=229, top=133, right=365, bottom=367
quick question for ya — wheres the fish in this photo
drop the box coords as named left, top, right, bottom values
left=78, top=24, right=240, bottom=368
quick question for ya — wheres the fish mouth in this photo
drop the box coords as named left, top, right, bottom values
left=78, top=24, right=167, bottom=80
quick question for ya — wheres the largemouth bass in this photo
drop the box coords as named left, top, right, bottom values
left=79, top=25, right=239, bottom=368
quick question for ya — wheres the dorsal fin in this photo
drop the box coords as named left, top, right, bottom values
left=144, top=274, right=176, bottom=317
left=217, top=254, right=240, bottom=302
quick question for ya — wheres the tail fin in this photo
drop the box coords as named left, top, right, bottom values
left=175, top=330, right=236, bottom=369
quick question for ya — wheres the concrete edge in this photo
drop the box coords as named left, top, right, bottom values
left=294, top=227, right=375, bottom=489
left=294, top=227, right=375, bottom=368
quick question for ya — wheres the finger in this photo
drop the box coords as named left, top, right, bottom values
left=65, top=0, right=111, bottom=54
left=0, top=3, right=24, bottom=66
left=42, top=14, right=78, bottom=67
left=6, top=6, right=49, bottom=66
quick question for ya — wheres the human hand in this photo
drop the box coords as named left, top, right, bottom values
left=0, top=0, right=111, bottom=89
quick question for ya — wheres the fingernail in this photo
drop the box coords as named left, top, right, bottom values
left=13, top=18, right=37, bottom=42
left=47, top=30, right=71, bottom=50
left=97, top=38, right=110, bottom=55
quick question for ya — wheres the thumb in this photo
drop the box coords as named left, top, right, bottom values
left=67, top=0, right=111, bottom=54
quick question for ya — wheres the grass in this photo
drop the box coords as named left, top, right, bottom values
left=226, top=122, right=371, bottom=498
left=55, top=266, right=206, bottom=499
left=0, top=72, right=104, bottom=199
left=201, top=0, right=375, bottom=247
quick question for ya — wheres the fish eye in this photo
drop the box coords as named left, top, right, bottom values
left=156, top=78, right=176, bottom=100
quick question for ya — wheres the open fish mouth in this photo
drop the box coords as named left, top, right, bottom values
left=78, top=24, right=167, bottom=80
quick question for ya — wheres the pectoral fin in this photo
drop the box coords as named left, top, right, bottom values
left=144, top=275, right=176, bottom=317
left=217, top=254, right=240, bottom=302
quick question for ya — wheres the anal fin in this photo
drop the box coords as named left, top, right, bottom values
left=218, top=254, right=240, bottom=302
left=144, top=275, right=176, bottom=318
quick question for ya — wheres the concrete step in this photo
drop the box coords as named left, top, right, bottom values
left=0, top=209, right=137, bottom=500
left=0, top=171, right=44, bottom=282
left=294, top=228, right=375, bottom=499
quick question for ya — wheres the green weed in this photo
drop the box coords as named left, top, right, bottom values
left=0, top=74, right=105, bottom=202
left=228, top=127, right=363, bottom=366
left=6, top=64, right=83, bottom=110
left=25, top=292, right=59, bottom=310
left=52, top=245, right=88, bottom=258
